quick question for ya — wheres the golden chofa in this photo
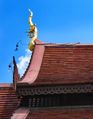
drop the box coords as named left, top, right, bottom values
left=28, top=9, right=38, bottom=51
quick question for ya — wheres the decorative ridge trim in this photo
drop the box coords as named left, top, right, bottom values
left=13, top=56, right=19, bottom=89
left=45, top=44, right=93, bottom=48
left=19, top=39, right=44, bottom=81
left=35, top=43, right=93, bottom=47
left=18, top=44, right=45, bottom=84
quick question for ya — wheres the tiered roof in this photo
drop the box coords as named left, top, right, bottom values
left=15, top=40, right=93, bottom=86
left=26, top=107, right=93, bottom=119
left=1, top=40, right=93, bottom=119
left=0, top=84, right=19, bottom=118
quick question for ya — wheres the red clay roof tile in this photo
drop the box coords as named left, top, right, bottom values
left=26, top=107, right=93, bottom=119
left=0, top=84, right=19, bottom=119
left=17, top=42, right=93, bottom=85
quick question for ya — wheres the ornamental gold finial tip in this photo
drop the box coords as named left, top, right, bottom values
left=28, top=9, right=38, bottom=51
left=28, top=9, right=33, bottom=16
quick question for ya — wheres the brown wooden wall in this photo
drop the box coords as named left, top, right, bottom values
left=0, top=84, right=19, bottom=119
left=26, top=107, right=93, bottom=119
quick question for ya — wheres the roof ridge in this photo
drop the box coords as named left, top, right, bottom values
left=17, top=39, right=44, bottom=82
left=18, top=44, right=45, bottom=84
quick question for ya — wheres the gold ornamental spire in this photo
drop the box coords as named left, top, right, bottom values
left=28, top=9, right=38, bottom=51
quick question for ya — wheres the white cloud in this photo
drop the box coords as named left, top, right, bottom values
left=17, top=49, right=32, bottom=77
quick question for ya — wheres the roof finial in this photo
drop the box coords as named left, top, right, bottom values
left=28, top=9, right=38, bottom=51
left=28, top=9, right=33, bottom=16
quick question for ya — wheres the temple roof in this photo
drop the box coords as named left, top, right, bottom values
left=0, top=84, right=19, bottom=118
left=11, top=106, right=93, bottom=119
left=26, top=107, right=93, bottom=119
left=15, top=40, right=93, bottom=86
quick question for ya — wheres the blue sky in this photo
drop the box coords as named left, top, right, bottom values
left=1, top=0, right=93, bottom=83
